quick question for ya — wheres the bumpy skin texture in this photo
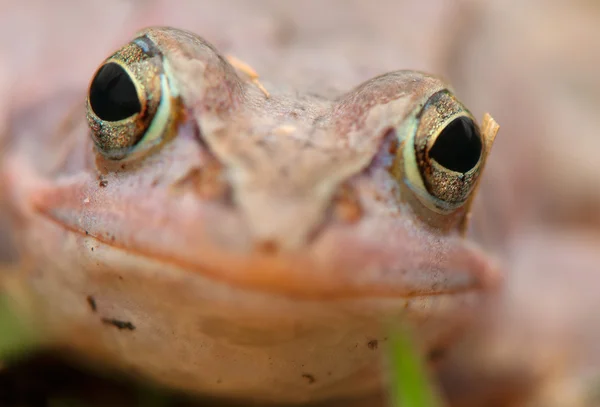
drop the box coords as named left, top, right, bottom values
left=0, top=22, right=500, bottom=405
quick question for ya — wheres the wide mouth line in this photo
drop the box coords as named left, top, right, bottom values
left=37, top=207, right=483, bottom=300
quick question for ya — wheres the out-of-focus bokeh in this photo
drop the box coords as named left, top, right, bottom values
left=0, top=0, right=599, bottom=406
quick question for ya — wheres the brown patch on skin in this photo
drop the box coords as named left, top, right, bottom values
left=101, top=318, right=135, bottom=331
left=86, top=296, right=97, bottom=313
left=256, top=240, right=279, bottom=255
left=94, top=152, right=111, bottom=175
left=367, top=340, right=378, bottom=350
left=387, top=136, right=399, bottom=157
left=332, top=183, right=363, bottom=224
left=172, top=159, right=230, bottom=201
left=301, top=373, right=316, bottom=384
left=98, top=179, right=108, bottom=188
left=427, top=347, right=447, bottom=363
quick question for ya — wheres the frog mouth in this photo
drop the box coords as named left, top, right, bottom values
left=31, top=176, right=500, bottom=301
left=43, top=212, right=498, bottom=302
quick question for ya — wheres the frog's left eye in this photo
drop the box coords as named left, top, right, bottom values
left=398, top=89, right=496, bottom=216
left=86, top=37, right=180, bottom=160
left=89, top=62, right=142, bottom=122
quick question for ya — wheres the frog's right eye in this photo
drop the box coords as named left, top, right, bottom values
left=397, top=89, right=497, bottom=219
left=86, top=37, right=180, bottom=161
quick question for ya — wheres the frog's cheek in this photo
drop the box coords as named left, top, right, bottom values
left=315, top=219, right=502, bottom=300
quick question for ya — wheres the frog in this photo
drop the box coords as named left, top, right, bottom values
left=0, top=25, right=502, bottom=405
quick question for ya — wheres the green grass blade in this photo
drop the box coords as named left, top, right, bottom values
left=0, top=294, right=39, bottom=361
left=387, top=325, right=444, bottom=407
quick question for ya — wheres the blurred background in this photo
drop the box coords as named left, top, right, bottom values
left=0, top=0, right=599, bottom=406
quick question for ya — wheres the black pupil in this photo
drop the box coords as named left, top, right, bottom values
left=428, top=116, right=482, bottom=173
left=89, top=62, right=141, bottom=122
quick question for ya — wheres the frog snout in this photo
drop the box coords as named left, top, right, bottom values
left=232, top=182, right=362, bottom=253
left=236, top=190, right=332, bottom=252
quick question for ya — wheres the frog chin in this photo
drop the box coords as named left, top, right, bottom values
left=15, top=212, right=488, bottom=404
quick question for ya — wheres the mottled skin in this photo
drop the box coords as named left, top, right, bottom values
left=0, top=26, right=500, bottom=405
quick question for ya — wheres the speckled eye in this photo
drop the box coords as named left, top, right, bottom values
left=86, top=36, right=180, bottom=160
left=399, top=90, right=496, bottom=215
left=89, top=62, right=142, bottom=122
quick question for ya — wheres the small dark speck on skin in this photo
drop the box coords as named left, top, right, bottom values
left=91, top=247, right=94, bottom=251
left=427, top=347, right=447, bottom=363
left=302, top=374, right=316, bottom=384
left=367, top=340, right=378, bottom=350
left=102, top=318, right=136, bottom=331
left=85, top=230, right=89, bottom=236
left=87, top=295, right=97, bottom=313
left=99, top=179, right=108, bottom=188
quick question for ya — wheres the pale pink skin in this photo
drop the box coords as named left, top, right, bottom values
left=1, top=1, right=600, bottom=406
